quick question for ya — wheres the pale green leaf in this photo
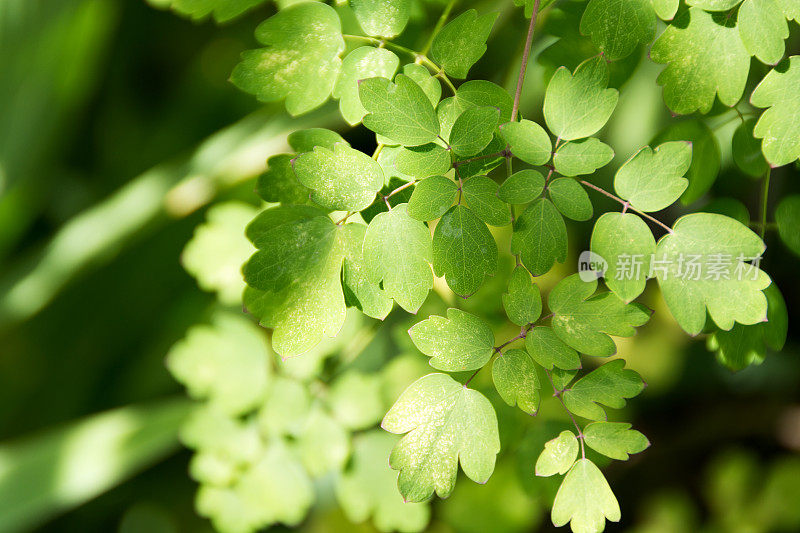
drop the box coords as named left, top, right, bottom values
left=511, top=198, right=567, bottom=276
left=395, top=143, right=452, bottom=178
left=329, top=371, right=385, bottom=430
left=650, top=8, right=749, bottom=115
left=686, top=0, right=742, bottom=8
left=738, top=0, right=789, bottom=65
left=288, top=128, right=347, bottom=153
left=432, top=205, right=498, bottom=296
left=543, top=57, right=619, bottom=140
left=502, top=265, right=542, bottom=326
left=381, top=373, right=500, bottom=501
left=492, top=349, right=541, bottom=415
left=341, top=223, right=394, bottom=320
left=230, top=3, right=344, bottom=115
left=551, top=367, right=579, bottom=391
left=548, top=177, right=593, bottom=221
left=167, top=313, right=270, bottom=416
left=364, top=204, right=434, bottom=312
left=583, top=422, right=649, bottom=460
left=431, top=10, right=498, bottom=79
left=655, top=213, right=770, bottom=335
left=535, top=430, right=579, bottom=476
left=407, top=175, right=458, bottom=221
left=497, top=170, right=544, bottom=205
left=549, top=274, right=651, bottom=356
left=450, top=106, right=501, bottom=157
left=562, top=359, right=645, bottom=420
left=553, top=138, right=614, bottom=177
left=299, top=407, right=350, bottom=476
left=258, top=376, right=310, bottom=438
left=351, top=0, right=411, bottom=38
left=652, top=0, right=679, bottom=19
left=152, top=0, right=268, bottom=23
left=408, top=308, right=494, bottom=371
left=551, top=459, right=621, bottom=532
left=336, top=432, right=431, bottom=532
left=525, top=326, right=581, bottom=370
left=580, top=0, right=656, bottom=60
left=182, top=202, right=257, bottom=305
left=653, top=120, right=720, bottom=204
left=499, top=119, right=552, bottom=165
left=333, top=47, right=399, bottom=125
left=377, top=145, right=414, bottom=184
left=732, top=118, right=769, bottom=177
left=751, top=56, right=800, bottom=167
left=591, top=212, right=656, bottom=303
left=181, top=406, right=262, bottom=463
left=403, top=63, right=442, bottom=107
left=776, top=195, right=800, bottom=256
left=777, top=0, right=800, bottom=21
left=360, top=74, right=440, bottom=146
left=456, top=80, right=515, bottom=122
left=462, top=175, right=512, bottom=226
left=614, top=141, right=691, bottom=212
left=294, top=143, right=384, bottom=211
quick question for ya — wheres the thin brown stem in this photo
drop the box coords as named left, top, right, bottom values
left=383, top=179, right=417, bottom=201
left=544, top=369, right=585, bottom=458
left=759, top=168, right=771, bottom=241
left=511, top=0, right=541, bottom=122
left=580, top=179, right=674, bottom=234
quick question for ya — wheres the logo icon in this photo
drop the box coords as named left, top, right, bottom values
left=578, top=251, right=607, bottom=281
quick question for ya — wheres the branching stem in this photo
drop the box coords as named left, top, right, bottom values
left=511, top=0, right=541, bottom=122
left=580, top=180, right=674, bottom=234
left=544, top=369, right=585, bottom=458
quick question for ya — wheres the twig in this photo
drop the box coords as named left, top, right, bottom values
left=580, top=179, right=674, bottom=234
left=759, top=168, right=771, bottom=241
left=544, top=368, right=585, bottom=458
left=511, top=0, right=541, bottom=122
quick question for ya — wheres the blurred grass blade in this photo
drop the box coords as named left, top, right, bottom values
left=0, top=398, right=191, bottom=533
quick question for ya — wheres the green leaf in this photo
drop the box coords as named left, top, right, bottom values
left=403, top=63, right=442, bottom=107
left=455, top=136, right=508, bottom=177
left=591, top=212, right=656, bottom=303
left=553, top=138, right=614, bottom=177
left=431, top=10, right=498, bottom=79
left=686, top=0, right=742, bottom=9
left=614, top=141, right=691, bottom=212
left=653, top=0, right=679, bottom=19
left=409, top=308, right=495, bottom=371
left=299, top=407, right=350, bottom=476
left=350, top=0, right=411, bottom=38
left=776, top=195, right=800, bottom=256
left=257, top=154, right=310, bottom=204
left=288, top=128, right=347, bottom=153
left=361, top=177, right=414, bottom=223
left=535, top=430, right=579, bottom=476
left=732, top=118, right=769, bottom=177
left=738, top=0, right=789, bottom=65
left=363, top=204, right=434, bottom=313
left=293, top=143, right=384, bottom=211
left=778, top=0, right=800, bottom=20
left=498, top=169, right=544, bottom=204
left=703, top=198, right=751, bottom=225
left=407, top=175, right=458, bottom=221
left=382, top=373, right=500, bottom=501
left=329, top=371, right=385, bottom=430
left=543, top=56, right=619, bottom=140
left=258, top=376, right=310, bottom=438
left=499, top=119, right=552, bottom=165
left=551, top=459, right=621, bottom=532
left=450, top=106, right=501, bottom=157
left=583, top=422, right=649, bottom=460
left=243, top=207, right=349, bottom=356
left=433, top=205, right=498, bottom=296
left=462, top=175, right=512, bottom=226
left=395, top=143, right=452, bottom=178
left=502, top=265, right=542, bottom=326
left=562, top=359, right=645, bottom=420
left=650, top=8, right=749, bottom=115
left=336, top=432, right=431, bottom=532
left=525, top=326, right=582, bottom=370
left=154, top=0, right=268, bottom=23
left=167, top=313, right=270, bottom=416
left=751, top=56, right=800, bottom=166
left=333, top=47, right=399, bottom=125
left=182, top=202, right=257, bottom=305
left=653, top=120, right=720, bottom=204
left=549, top=274, right=651, bottom=356
left=551, top=367, right=579, bottom=391
left=341, top=223, right=394, bottom=320
left=492, top=349, right=541, bottom=415
left=230, top=3, right=344, bottom=115
left=655, top=213, right=770, bottom=335
left=377, top=145, right=414, bottom=184
left=512, top=198, right=567, bottom=276
left=580, top=0, right=656, bottom=60
left=548, top=178, right=593, bottom=221
left=456, top=80, right=515, bottom=123
left=360, top=74, right=441, bottom=146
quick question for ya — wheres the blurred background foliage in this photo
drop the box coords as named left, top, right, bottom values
left=0, top=0, right=799, bottom=532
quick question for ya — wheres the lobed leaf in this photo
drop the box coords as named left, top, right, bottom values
left=408, top=308, right=495, bottom=371
left=562, top=360, right=645, bottom=420
left=492, top=349, right=541, bottom=415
